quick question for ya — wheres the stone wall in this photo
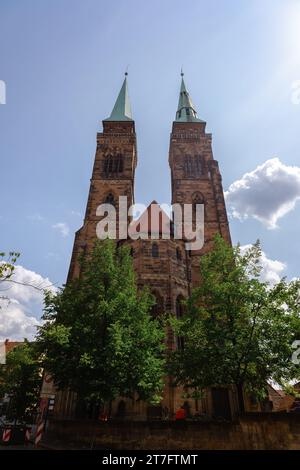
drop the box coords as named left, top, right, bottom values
left=47, top=413, right=300, bottom=450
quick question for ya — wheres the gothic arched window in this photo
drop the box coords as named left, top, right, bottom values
left=184, top=155, right=203, bottom=178
left=103, top=154, right=124, bottom=176
left=194, top=155, right=203, bottom=176
left=152, top=243, right=159, bottom=258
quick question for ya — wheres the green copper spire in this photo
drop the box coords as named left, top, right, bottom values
left=175, top=71, right=203, bottom=122
left=104, top=73, right=133, bottom=121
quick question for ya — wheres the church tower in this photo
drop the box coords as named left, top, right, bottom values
left=169, top=73, right=231, bottom=285
left=68, top=74, right=137, bottom=281
left=53, top=75, right=137, bottom=418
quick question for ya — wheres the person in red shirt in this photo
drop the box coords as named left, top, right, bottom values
left=175, top=406, right=186, bottom=420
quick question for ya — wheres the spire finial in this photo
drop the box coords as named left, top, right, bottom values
left=125, top=65, right=129, bottom=76
left=181, top=67, right=184, bottom=77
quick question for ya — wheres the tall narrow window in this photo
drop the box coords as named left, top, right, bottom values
left=194, top=155, right=202, bottom=176
left=114, top=154, right=124, bottom=173
left=104, top=155, right=112, bottom=175
left=184, top=155, right=203, bottom=178
left=184, top=155, right=194, bottom=177
left=103, top=154, right=124, bottom=176
left=152, top=243, right=159, bottom=258
left=118, top=154, right=124, bottom=172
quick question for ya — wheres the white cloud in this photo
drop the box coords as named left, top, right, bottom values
left=0, top=300, right=40, bottom=341
left=52, top=222, right=70, bottom=237
left=225, top=158, right=300, bottom=229
left=0, top=265, right=56, bottom=341
left=240, top=245, right=286, bottom=284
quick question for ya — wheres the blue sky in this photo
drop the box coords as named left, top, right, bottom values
left=1, top=0, right=300, bottom=338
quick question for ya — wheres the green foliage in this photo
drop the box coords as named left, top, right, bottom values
left=0, top=251, right=20, bottom=302
left=0, top=251, right=20, bottom=282
left=36, top=240, right=165, bottom=407
left=282, top=382, right=300, bottom=399
left=168, top=234, right=300, bottom=400
left=0, top=341, right=42, bottom=422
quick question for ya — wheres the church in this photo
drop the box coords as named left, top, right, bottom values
left=52, top=73, right=239, bottom=421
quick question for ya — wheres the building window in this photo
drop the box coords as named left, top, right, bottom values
left=176, top=247, right=182, bottom=260
left=184, top=155, right=203, bottom=178
left=152, top=243, right=159, bottom=258
left=103, top=154, right=124, bottom=176
left=115, top=153, right=124, bottom=173
left=104, top=193, right=115, bottom=206
left=195, top=155, right=203, bottom=176
left=104, top=155, right=112, bottom=174
left=184, top=155, right=193, bottom=177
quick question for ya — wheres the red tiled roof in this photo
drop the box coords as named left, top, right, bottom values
left=4, top=339, right=24, bottom=354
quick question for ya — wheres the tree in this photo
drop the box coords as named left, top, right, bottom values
left=168, top=234, right=300, bottom=411
left=0, top=251, right=20, bottom=282
left=0, top=341, right=42, bottom=422
left=0, top=251, right=20, bottom=301
left=36, top=240, right=165, bottom=415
